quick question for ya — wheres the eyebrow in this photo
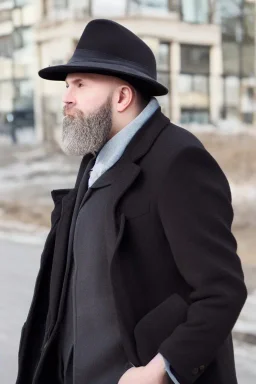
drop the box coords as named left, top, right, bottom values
left=65, top=78, right=85, bottom=85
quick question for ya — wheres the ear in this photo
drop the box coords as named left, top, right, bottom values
left=116, top=85, right=134, bottom=112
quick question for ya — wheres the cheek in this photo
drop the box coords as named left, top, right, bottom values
left=77, top=91, right=107, bottom=114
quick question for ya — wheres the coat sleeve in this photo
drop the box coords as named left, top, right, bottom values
left=156, top=146, right=247, bottom=384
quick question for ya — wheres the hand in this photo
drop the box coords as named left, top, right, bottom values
left=118, top=354, right=170, bottom=384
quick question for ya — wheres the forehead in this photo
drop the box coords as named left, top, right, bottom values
left=65, top=72, right=114, bottom=84
left=65, top=73, right=94, bottom=82
left=65, top=73, right=123, bottom=88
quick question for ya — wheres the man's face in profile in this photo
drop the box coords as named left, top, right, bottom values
left=61, top=73, right=114, bottom=156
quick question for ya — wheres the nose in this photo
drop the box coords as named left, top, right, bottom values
left=62, top=86, right=75, bottom=108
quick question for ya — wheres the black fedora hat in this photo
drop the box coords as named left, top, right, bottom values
left=38, top=19, right=168, bottom=96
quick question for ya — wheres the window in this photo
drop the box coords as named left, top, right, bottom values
left=225, top=76, right=239, bottom=106
left=156, top=42, right=170, bottom=116
left=241, top=85, right=254, bottom=125
left=181, top=109, right=209, bottom=124
left=181, top=45, right=210, bottom=75
left=179, top=74, right=208, bottom=94
left=242, top=112, right=253, bottom=124
left=169, top=0, right=181, bottom=13
left=128, top=0, right=169, bottom=15
left=71, top=0, right=92, bottom=15
left=181, top=0, right=209, bottom=24
left=0, top=35, right=12, bottom=58
left=14, top=79, right=33, bottom=98
left=0, top=10, right=11, bottom=22
left=223, top=41, right=254, bottom=78
left=157, top=71, right=170, bottom=91
left=220, top=0, right=255, bottom=77
left=247, top=87, right=254, bottom=100
left=42, top=0, right=48, bottom=16
left=13, top=27, right=33, bottom=50
left=156, top=42, right=170, bottom=89
left=93, top=0, right=181, bottom=16
left=180, top=45, right=210, bottom=107
left=219, top=0, right=255, bottom=123
left=13, top=79, right=34, bottom=110
left=92, top=0, right=126, bottom=16
left=222, top=41, right=239, bottom=76
left=157, top=43, right=169, bottom=70
left=180, top=45, right=210, bottom=114
left=221, top=76, right=240, bottom=121
left=14, top=0, right=30, bottom=6
left=193, top=75, right=208, bottom=93
left=53, top=0, right=68, bottom=9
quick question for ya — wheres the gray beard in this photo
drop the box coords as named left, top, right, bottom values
left=61, top=96, right=112, bottom=156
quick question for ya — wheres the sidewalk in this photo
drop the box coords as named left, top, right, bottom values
left=0, top=142, right=79, bottom=228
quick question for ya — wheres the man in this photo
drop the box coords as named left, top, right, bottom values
left=16, top=19, right=247, bottom=384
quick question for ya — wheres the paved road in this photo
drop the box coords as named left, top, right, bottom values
left=0, top=237, right=255, bottom=384
left=0, top=239, right=40, bottom=384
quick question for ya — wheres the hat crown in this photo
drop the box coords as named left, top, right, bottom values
left=75, top=19, right=157, bottom=78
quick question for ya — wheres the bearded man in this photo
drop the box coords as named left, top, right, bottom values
left=16, top=19, right=247, bottom=384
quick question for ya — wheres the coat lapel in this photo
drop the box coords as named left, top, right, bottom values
left=104, top=161, right=141, bottom=266
left=89, top=108, right=170, bottom=269
left=46, top=152, right=96, bottom=334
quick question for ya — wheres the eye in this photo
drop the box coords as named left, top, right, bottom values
left=78, top=83, right=83, bottom=88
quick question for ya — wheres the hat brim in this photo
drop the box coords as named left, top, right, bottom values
left=38, top=61, right=169, bottom=97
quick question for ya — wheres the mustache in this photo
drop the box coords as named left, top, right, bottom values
left=63, top=106, right=83, bottom=117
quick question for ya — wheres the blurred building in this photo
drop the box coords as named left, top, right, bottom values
left=218, top=0, right=256, bottom=125
left=0, top=0, right=40, bottom=131
left=0, top=1, right=255, bottom=143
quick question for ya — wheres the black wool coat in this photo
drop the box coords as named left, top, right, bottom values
left=16, top=108, right=247, bottom=384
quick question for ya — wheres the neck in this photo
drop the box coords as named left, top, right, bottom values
left=109, top=105, right=145, bottom=139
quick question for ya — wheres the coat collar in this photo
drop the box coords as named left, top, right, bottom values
left=88, top=107, right=169, bottom=189
left=74, top=107, right=169, bottom=217
left=71, top=107, right=170, bottom=270
left=52, top=107, right=169, bottom=209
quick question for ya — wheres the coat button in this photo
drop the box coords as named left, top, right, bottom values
left=199, top=365, right=205, bottom=371
left=192, top=367, right=199, bottom=375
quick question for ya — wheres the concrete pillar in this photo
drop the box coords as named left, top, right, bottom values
left=34, top=41, right=45, bottom=143
left=170, top=41, right=180, bottom=123
left=33, top=1, right=45, bottom=143
left=209, top=44, right=222, bottom=125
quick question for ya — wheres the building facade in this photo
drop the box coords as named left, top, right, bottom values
left=0, top=0, right=40, bottom=131
left=0, top=0, right=254, bottom=143
left=218, top=0, right=256, bottom=125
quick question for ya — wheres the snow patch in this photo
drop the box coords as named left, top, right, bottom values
left=234, top=290, right=256, bottom=336
left=230, top=183, right=256, bottom=204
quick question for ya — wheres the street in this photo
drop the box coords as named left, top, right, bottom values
left=0, top=238, right=40, bottom=384
left=0, top=237, right=255, bottom=384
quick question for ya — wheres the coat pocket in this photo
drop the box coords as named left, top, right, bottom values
left=134, top=293, right=188, bottom=365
